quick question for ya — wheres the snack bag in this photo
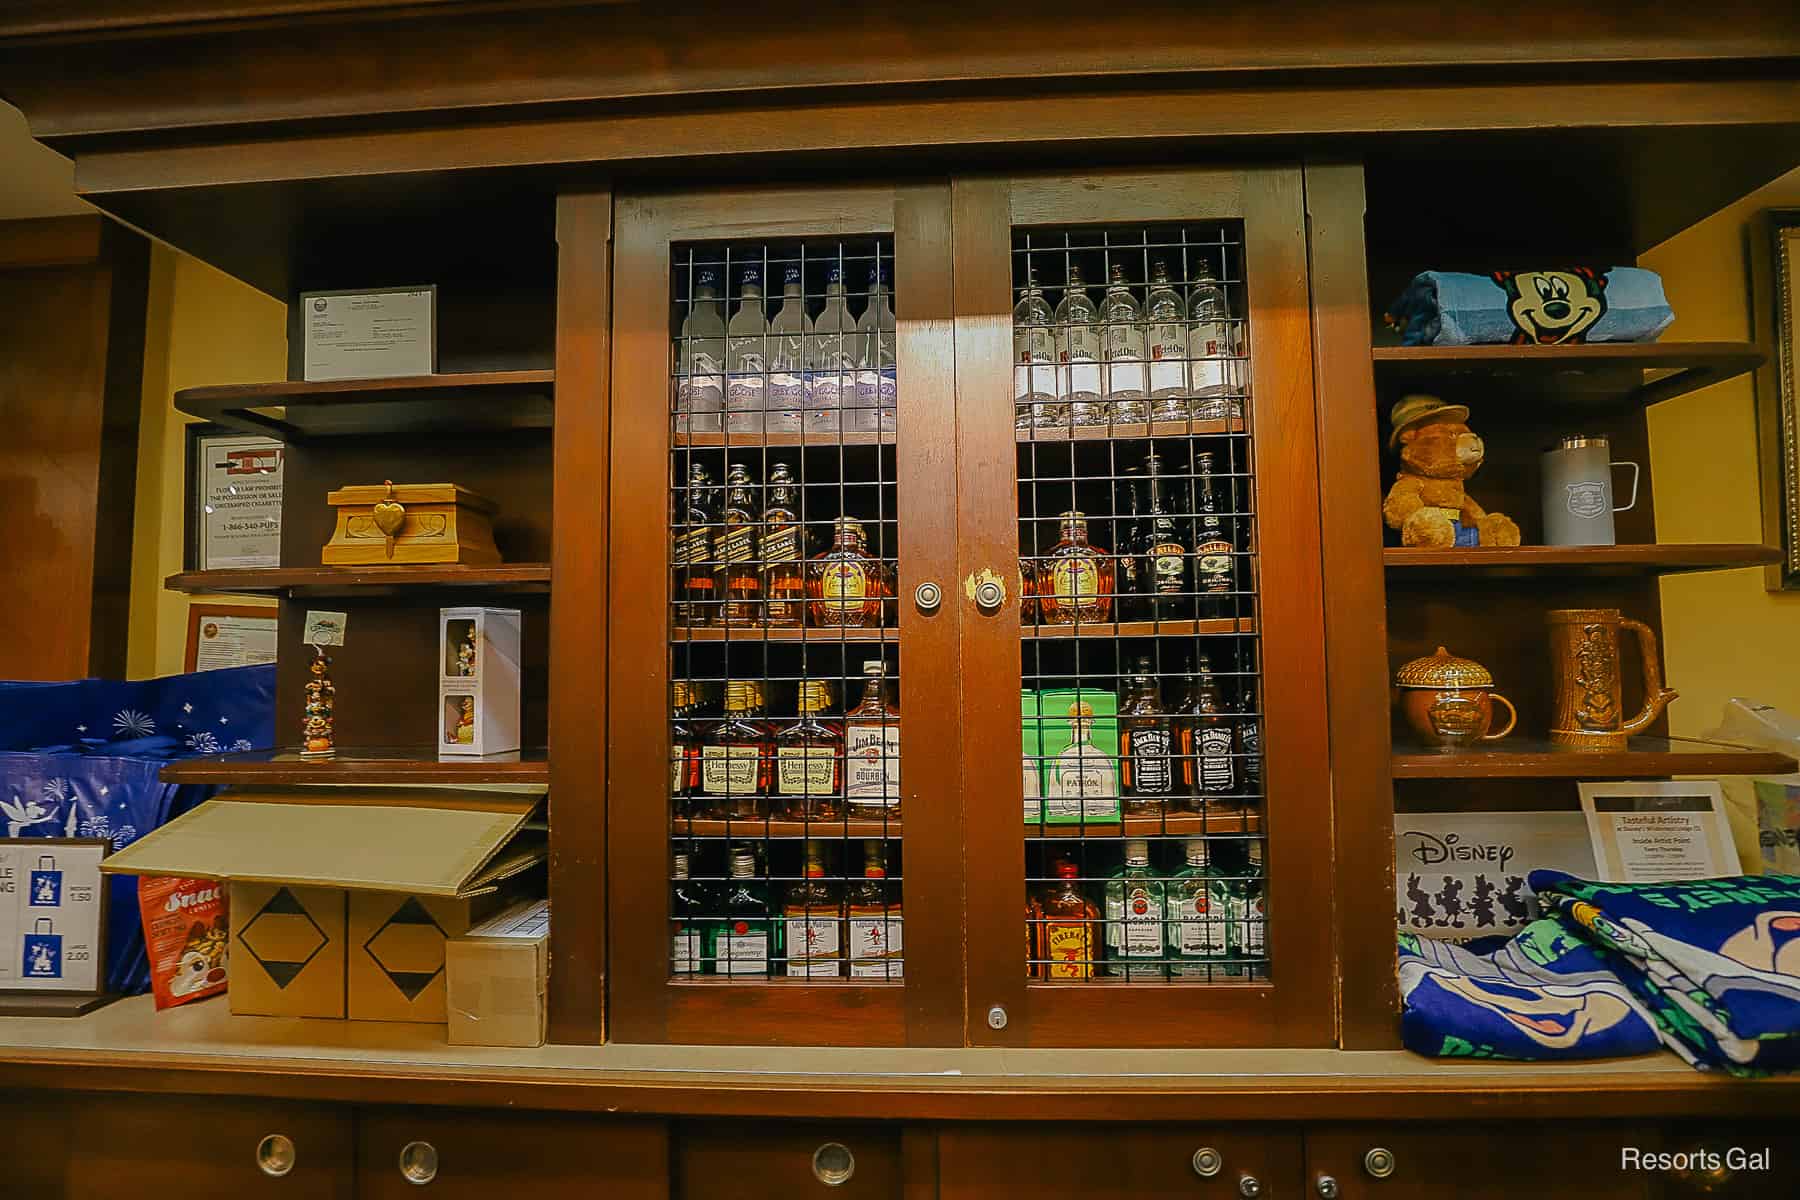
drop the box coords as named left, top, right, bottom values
left=137, top=876, right=229, bottom=1009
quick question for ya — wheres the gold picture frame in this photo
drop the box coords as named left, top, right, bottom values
left=1755, top=210, right=1800, bottom=591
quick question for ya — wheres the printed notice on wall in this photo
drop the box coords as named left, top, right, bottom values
left=1579, top=781, right=1741, bottom=884
left=197, top=435, right=283, bottom=570
left=302, top=286, right=436, bottom=381
left=193, top=614, right=278, bottom=672
left=0, top=841, right=105, bottom=993
left=1394, top=811, right=1597, bottom=939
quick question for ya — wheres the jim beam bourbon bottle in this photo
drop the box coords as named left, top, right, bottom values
left=1034, top=858, right=1099, bottom=980
left=719, top=462, right=762, bottom=626
left=703, top=680, right=773, bottom=820
left=760, top=461, right=806, bottom=627
left=674, top=461, right=720, bottom=627
left=776, top=679, right=844, bottom=819
left=844, top=660, right=900, bottom=819
left=1036, top=511, right=1114, bottom=626
left=809, top=516, right=889, bottom=628
left=1193, top=450, right=1236, bottom=621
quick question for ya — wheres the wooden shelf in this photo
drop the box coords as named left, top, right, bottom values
left=675, top=430, right=894, bottom=447
left=1383, top=544, right=1781, bottom=579
left=1024, top=617, right=1254, bottom=639
left=671, top=625, right=892, bottom=642
left=174, top=370, right=555, bottom=440
left=674, top=815, right=901, bottom=839
left=1391, top=736, right=1796, bottom=780
left=1027, top=808, right=1261, bottom=838
left=165, top=563, right=552, bottom=596
left=1016, top=415, right=1246, bottom=443
left=160, top=747, right=549, bottom=785
left=1370, top=341, right=1762, bottom=410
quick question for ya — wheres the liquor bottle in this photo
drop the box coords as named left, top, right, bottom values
left=671, top=679, right=704, bottom=818
left=718, top=462, right=762, bottom=626
left=1025, top=890, right=1045, bottom=980
left=1055, top=262, right=1105, bottom=425
left=853, top=262, right=897, bottom=432
left=1114, top=466, right=1146, bottom=621
left=844, top=659, right=900, bottom=818
left=767, top=264, right=810, bottom=433
left=725, top=266, right=768, bottom=433
left=1179, top=656, right=1237, bottom=799
left=776, top=679, right=844, bottom=819
left=702, top=680, right=773, bottom=820
left=807, top=265, right=855, bottom=433
left=1237, top=679, right=1264, bottom=797
left=1035, top=511, right=1114, bottom=626
left=1035, top=858, right=1099, bottom=981
left=759, top=462, right=806, bottom=626
left=1167, top=838, right=1232, bottom=978
left=808, top=516, right=890, bottom=628
left=1193, top=450, right=1236, bottom=619
left=1226, top=839, right=1267, bottom=978
left=671, top=848, right=712, bottom=975
left=674, top=461, right=720, bottom=627
left=1013, top=267, right=1060, bottom=429
left=1146, top=258, right=1191, bottom=421
left=1118, top=658, right=1175, bottom=815
left=846, top=840, right=902, bottom=978
left=1104, top=838, right=1167, bottom=979
left=676, top=267, right=727, bottom=434
left=708, top=845, right=778, bottom=977
left=1185, top=254, right=1236, bottom=418
left=1046, top=697, right=1119, bottom=819
left=1100, top=262, right=1149, bottom=423
left=783, top=840, right=844, bottom=978
left=1137, top=452, right=1192, bottom=621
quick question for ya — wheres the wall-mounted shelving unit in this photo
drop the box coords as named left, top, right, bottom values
left=161, top=747, right=550, bottom=786
left=174, top=370, right=555, bottom=439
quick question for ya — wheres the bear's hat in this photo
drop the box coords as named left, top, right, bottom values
left=1388, top=393, right=1470, bottom=449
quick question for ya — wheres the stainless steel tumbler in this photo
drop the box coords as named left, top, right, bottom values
left=1540, top=435, right=1639, bottom=546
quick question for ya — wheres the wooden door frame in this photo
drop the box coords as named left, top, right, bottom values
left=956, top=165, right=1337, bottom=1047
left=605, top=181, right=963, bottom=1045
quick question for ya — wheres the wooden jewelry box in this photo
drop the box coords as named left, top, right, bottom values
left=321, top=481, right=502, bottom=566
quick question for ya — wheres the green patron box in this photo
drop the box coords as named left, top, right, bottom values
left=1037, top=687, right=1121, bottom=824
left=1022, top=690, right=1045, bottom=823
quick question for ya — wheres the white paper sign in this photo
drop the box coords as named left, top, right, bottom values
left=303, top=610, right=347, bottom=647
left=1395, top=811, right=1597, bottom=938
left=1580, top=781, right=1742, bottom=884
left=197, top=435, right=283, bottom=570
left=194, top=614, right=279, bottom=671
left=0, top=842, right=105, bottom=993
left=302, top=286, right=436, bottom=381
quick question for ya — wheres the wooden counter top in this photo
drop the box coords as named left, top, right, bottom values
left=0, top=996, right=1794, bottom=1121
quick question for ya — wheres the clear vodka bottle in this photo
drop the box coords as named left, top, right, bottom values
left=853, top=262, right=896, bottom=432
left=1186, top=254, right=1237, bottom=421
left=766, top=264, right=810, bottom=433
left=1013, top=267, right=1060, bottom=429
left=806, top=266, right=855, bottom=434
left=725, top=266, right=769, bottom=434
left=1103, top=838, right=1167, bottom=980
left=676, top=267, right=727, bottom=434
left=1168, top=838, right=1233, bottom=978
left=1055, top=262, right=1105, bottom=426
left=1146, top=258, right=1190, bottom=421
left=1100, top=261, right=1149, bottom=424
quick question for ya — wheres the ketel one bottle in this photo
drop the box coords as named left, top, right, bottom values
left=1104, top=838, right=1167, bottom=979
left=776, top=679, right=844, bottom=820
left=674, top=461, right=721, bottom=627
left=1193, top=451, right=1236, bottom=619
left=1180, top=656, right=1238, bottom=799
left=760, top=462, right=806, bottom=627
left=1119, top=658, right=1178, bottom=815
left=708, top=846, right=777, bottom=977
left=718, top=462, right=762, bottom=626
left=844, top=660, right=900, bottom=817
left=1136, top=452, right=1192, bottom=621
left=782, top=840, right=844, bottom=978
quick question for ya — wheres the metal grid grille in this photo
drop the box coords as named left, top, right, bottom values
left=666, top=238, right=903, bottom=982
left=1014, top=224, right=1267, bottom=983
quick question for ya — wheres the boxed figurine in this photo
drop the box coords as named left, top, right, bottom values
left=439, top=607, right=522, bottom=756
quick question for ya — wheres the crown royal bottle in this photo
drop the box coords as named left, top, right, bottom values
left=1035, top=511, right=1114, bottom=626
left=808, top=516, right=890, bottom=628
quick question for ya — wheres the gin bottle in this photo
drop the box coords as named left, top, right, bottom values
left=708, top=846, right=778, bottom=978
left=1103, top=838, right=1167, bottom=979
left=1226, top=839, right=1266, bottom=978
left=767, top=264, right=809, bottom=432
left=676, top=268, right=727, bottom=434
left=725, top=267, right=768, bottom=433
left=806, top=266, right=856, bottom=433
left=1013, top=267, right=1060, bottom=429
left=1185, top=255, right=1237, bottom=419
left=852, top=263, right=897, bottom=433
left=1100, top=262, right=1148, bottom=422
left=1146, top=259, right=1190, bottom=420
left=1168, top=838, right=1232, bottom=978
left=1055, top=262, right=1105, bottom=425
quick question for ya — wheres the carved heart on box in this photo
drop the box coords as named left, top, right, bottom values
left=372, top=481, right=407, bottom=558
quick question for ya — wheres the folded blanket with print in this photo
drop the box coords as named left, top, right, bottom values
left=1384, top=268, right=1674, bottom=346
left=1400, top=872, right=1800, bottom=1075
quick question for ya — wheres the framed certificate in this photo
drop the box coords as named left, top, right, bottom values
left=0, top=838, right=112, bottom=1015
left=301, top=285, right=437, bottom=381
left=1579, top=781, right=1743, bottom=884
left=185, top=603, right=279, bottom=672
left=186, top=424, right=284, bottom=571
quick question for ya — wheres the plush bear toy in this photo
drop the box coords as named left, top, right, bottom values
left=1382, top=394, right=1520, bottom=548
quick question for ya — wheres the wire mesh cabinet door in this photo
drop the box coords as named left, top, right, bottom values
left=954, top=167, right=1334, bottom=1048
left=607, top=184, right=963, bottom=1046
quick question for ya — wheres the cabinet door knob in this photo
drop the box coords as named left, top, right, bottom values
left=255, top=1134, right=296, bottom=1178
left=914, top=581, right=943, bottom=613
left=1190, top=1147, right=1222, bottom=1178
left=399, top=1141, right=439, bottom=1186
left=1238, top=1173, right=1262, bottom=1198
left=1364, top=1146, right=1396, bottom=1179
left=974, top=578, right=1005, bottom=612
left=1316, top=1174, right=1340, bottom=1198
left=811, top=1142, right=855, bottom=1186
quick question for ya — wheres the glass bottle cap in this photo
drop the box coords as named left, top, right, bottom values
left=1185, top=838, right=1209, bottom=866
left=862, top=660, right=886, bottom=677
left=798, top=679, right=833, bottom=712
left=672, top=852, right=690, bottom=879
left=729, top=849, right=758, bottom=878
left=725, top=679, right=757, bottom=710
left=1394, top=645, right=1494, bottom=689
left=1124, top=838, right=1149, bottom=865
left=671, top=680, right=694, bottom=709
left=1053, top=859, right=1080, bottom=879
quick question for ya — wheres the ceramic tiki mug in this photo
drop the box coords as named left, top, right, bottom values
left=1394, top=646, right=1518, bottom=751
left=1546, top=608, right=1678, bottom=748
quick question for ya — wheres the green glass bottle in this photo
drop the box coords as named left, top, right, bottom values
left=1226, top=838, right=1267, bottom=979
left=1103, top=838, right=1167, bottom=979
left=1167, top=837, right=1232, bottom=979
left=706, top=845, right=779, bottom=978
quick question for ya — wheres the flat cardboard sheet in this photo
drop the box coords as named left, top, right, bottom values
left=101, top=789, right=538, bottom=897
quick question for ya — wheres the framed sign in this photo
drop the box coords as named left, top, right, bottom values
left=1754, top=209, right=1800, bottom=591
left=0, top=838, right=112, bottom=1015
left=301, top=285, right=437, bottom=381
left=185, top=603, right=279, bottom=672
left=1579, top=781, right=1742, bottom=884
left=185, top=423, right=284, bottom=571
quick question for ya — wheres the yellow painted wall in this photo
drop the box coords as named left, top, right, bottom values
left=125, top=245, right=287, bottom=679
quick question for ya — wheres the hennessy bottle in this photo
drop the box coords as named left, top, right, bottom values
left=808, top=516, right=890, bottom=628
left=1036, top=511, right=1114, bottom=626
left=775, top=679, right=844, bottom=819
left=702, top=680, right=773, bottom=820
left=760, top=462, right=806, bottom=627
left=719, top=462, right=762, bottom=626
left=674, top=461, right=720, bottom=627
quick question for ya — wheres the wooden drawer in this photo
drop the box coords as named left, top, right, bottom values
left=674, top=1120, right=907, bottom=1200
left=358, top=1109, right=667, bottom=1198
left=62, top=1092, right=353, bottom=1199
left=1304, top=1124, right=1655, bottom=1200
left=937, top=1125, right=1303, bottom=1199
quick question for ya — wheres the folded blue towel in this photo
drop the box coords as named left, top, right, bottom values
left=1385, top=268, right=1674, bottom=346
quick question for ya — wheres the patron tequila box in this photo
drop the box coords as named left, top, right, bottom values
left=1037, top=687, right=1121, bottom=824
left=1022, top=690, right=1045, bottom=823
left=439, top=607, right=522, bottom=756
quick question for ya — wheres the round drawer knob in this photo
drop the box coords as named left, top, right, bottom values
left=399, top=1141, right=439, bottom=1186
left=914, top=581, right=943, bottom=613
left=986, top=1004, right=1008, bottom=1030
left=255, top=1134, right=296, bottom=1178
left=1316, top=1174, right=1340, bottom=1198
left=812, top=1142, right=855, bottom=1187
left=1364, top=1146, right=1396, bottom=1179
left=1190, top=1147, right=1223, bottom=1178
left=1238, top=1173, right=1262, bottom=1198
left=974, top=579, right=1004, bottom=612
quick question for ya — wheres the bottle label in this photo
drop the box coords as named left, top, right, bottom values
left=1150, top=540, right=1186, bottom=594
left=1231, top=892, right=1266, bottom=957
left=1188, top=321, right=1230, bottom=394
left=1048, top=745, right=1117, bottom=809
left=1177, top=894, right=1229, bottom=956
left=719, top=524, right=756, bottom=565
left=1196, top=537, right=1232, bottom=592
left=671, top=748, right=685, bottom=794
left=701, top=744, right=761, bottom=795
left=844, top=721, right=900, bottom=804
left=671, top=930, right=702, bottom=974
left=819, top=561, right=869, bottom=613
left=726, top=372, right=765, bottom=410
left=848, top=914, right=902, bottom=977
left=777, top=745, right=838, bottom=796
left=760, top=525, right=801, bottom=564
left=783, top=916, right=842, bottom=976
left=1060, top=327, right=1103, bottom=397
left=1044, top=921, right=1093, bottom=980
left=1121, top=886, right=1162, bottom=956
left=767, top=371, right=807, bottom=408
left=672, top=527, right=711, bottom=566
left=1148, top=322, right=1187, bottom=392
left=1199, top=727, right=1235, bottom=792
left=1129, top=726, right=1172, bottom=793
left=1014, top=328, right=1056, bottom=403
left=1049, top=557, right=1100, bottom=602
left=715, top=927, right=769, bottom=975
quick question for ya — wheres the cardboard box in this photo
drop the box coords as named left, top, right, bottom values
left=1037, top=687, right=1121, bottom=823
left=348, top=890, right=508, bottom=1022
left=439, top=606, right=522, bottom=757
left=1022, top=690, right=1045, bottom=823
left=230, top=883, right=345, bottom=1018
left=446, top=898, right=548, bottom=1047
